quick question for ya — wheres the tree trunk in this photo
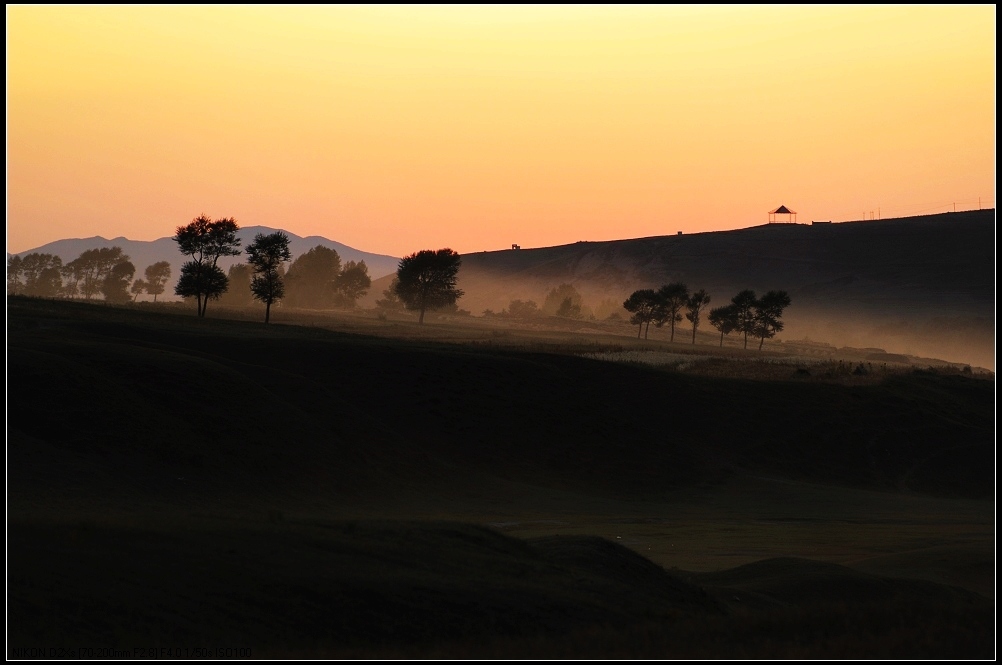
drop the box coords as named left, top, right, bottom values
left=637, top=323, right=642, bottom=338
left=692, top=323, right=697, bottom=345
left=719, top=331, right=724, bottom=347
left=644, top=320, right=650, bottom=339
left=670, top=319, right=675, bottom=342
left=153, top=293, right=158, bottom=303
left=418, top=307, right=425, bottom=324
left=743, top=331, right=748, bottom=349
left=759, top=335, right=765, bottom=350
left=265, top=301, right=271, bottom=323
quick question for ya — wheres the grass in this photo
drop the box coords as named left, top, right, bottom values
left=6, top=296, right=996, bottom=658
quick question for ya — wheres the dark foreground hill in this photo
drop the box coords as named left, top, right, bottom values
left=447, top=210, right=995, bottom=370
left=6, top=298, right=995, bottom=658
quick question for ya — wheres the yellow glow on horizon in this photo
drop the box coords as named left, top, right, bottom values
left=7, top=5, right=996, bottom=257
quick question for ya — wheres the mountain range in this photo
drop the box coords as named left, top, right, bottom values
left=12, top=227, right=403, bottom=297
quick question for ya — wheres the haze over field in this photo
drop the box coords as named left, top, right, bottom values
left=6, top=5, right=995, bottom=256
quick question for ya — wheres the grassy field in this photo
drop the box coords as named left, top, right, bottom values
left=6, top=297, right=995, bottom=658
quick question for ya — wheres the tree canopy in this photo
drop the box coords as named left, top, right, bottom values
left=394, top=248, right=464, bottom=324
left=685, top=289, right=711, bottom=345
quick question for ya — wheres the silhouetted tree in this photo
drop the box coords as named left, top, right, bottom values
left=172, top=214, right=241, bottom=317
left=7, top=255, right=25, bottom=295
left=708, top=304, right=739, bottom=347
left=247, top=231, right=292, bottom=323
left=753, top=290, right=792, bottom=350
left=556, top=297, right=582, bottom=319
left=143, top=261, right=172, bottom=302
left=730, top=289, right=759, bottom=349
left=64, top=247, right=129, bottom=299
left=653, top=282, right=688, bottom=342
left=394, top=248, right=464, bottom=324
left=131, top=278, right=147, bottom=302
left=101, top=261, right=136, bottom=304
left=333, top=259, right=371, bottom=308
left=175, top=262, right=228, bottom=311
left=685, top=289, right=711, bottom=345
left=623, top=288, right=658, bottom=339
left=284, top=245, right=342, bottom=309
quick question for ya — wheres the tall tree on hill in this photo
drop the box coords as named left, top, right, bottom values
left=623, top=288, right=658, bottom=339
left=394, top=248, right=464, bottom=324
left=101, top=261, right=136, bottom=304
left=730, top=289, right=759, bottom=349
left=143, top=261, right=172, bottom=302
left=284, top=245, right=342, bottom=309
left=653, top=282, right=689, bottom=342
left=685, top=289, right=712, bottom=345
left=247, top=232, right=293, bottom=323
left=172, top=214, right=241, bottom=317
left=753, top=290, right=792, bottom=350
left=708, top=304, right=739, bottom=347
left=333, top=260, right=371, bottom=309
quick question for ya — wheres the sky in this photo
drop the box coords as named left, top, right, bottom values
left=6, top=5, right=996, bottom=257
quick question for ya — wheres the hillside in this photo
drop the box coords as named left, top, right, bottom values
left=444, top=210, right=996, bottom=370
left=6, top=297, right=995, bottom=657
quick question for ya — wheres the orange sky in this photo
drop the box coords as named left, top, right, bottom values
left=6, top=5, right=996, bottom=257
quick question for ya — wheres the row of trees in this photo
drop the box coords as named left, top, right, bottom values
left=623, top=283, right=790, bottom=349
left=7, top=249, right=171, bottom=304
left=708, top=290, right=792, bottom=350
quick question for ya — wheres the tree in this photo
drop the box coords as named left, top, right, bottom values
left=131, top=279, right=147, bottom=302
left=333, top=260, right=371, bottom=308
left=393, top=248, right=464, bottom=324
left=652, top=282, right=689, bottom=342
left=375, top=277, right=404, bottom=311
left=685, top=289, right=712, bottom=345
left=623, top=288, right=658, bottom=339
left=64, top=247, right=128, bottom=299
left=730, top=289, right=759, bottom=349
left=708, top=304, right=739, bottom=347
left=506, top=299, right=539, bottom=318
left=172, top=214, right=241, bottom=317
left=542, top=283, right=584, bottom=317
left=217, top=263, right=255, bottom=308
left=101, top=261, right=136, bottom=304
left=284, top=245, right=342, bottom=309
left=7, top=255, right=25, bottom=295
left=18, top=253, right=64, bottom=298
left=753, top=290, right=792, bottom=350
left=246, top=231, right=292, bottom=323
left=143, top=261, right=172, bottom=302
left=175, top=262, right=228, bottom=311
